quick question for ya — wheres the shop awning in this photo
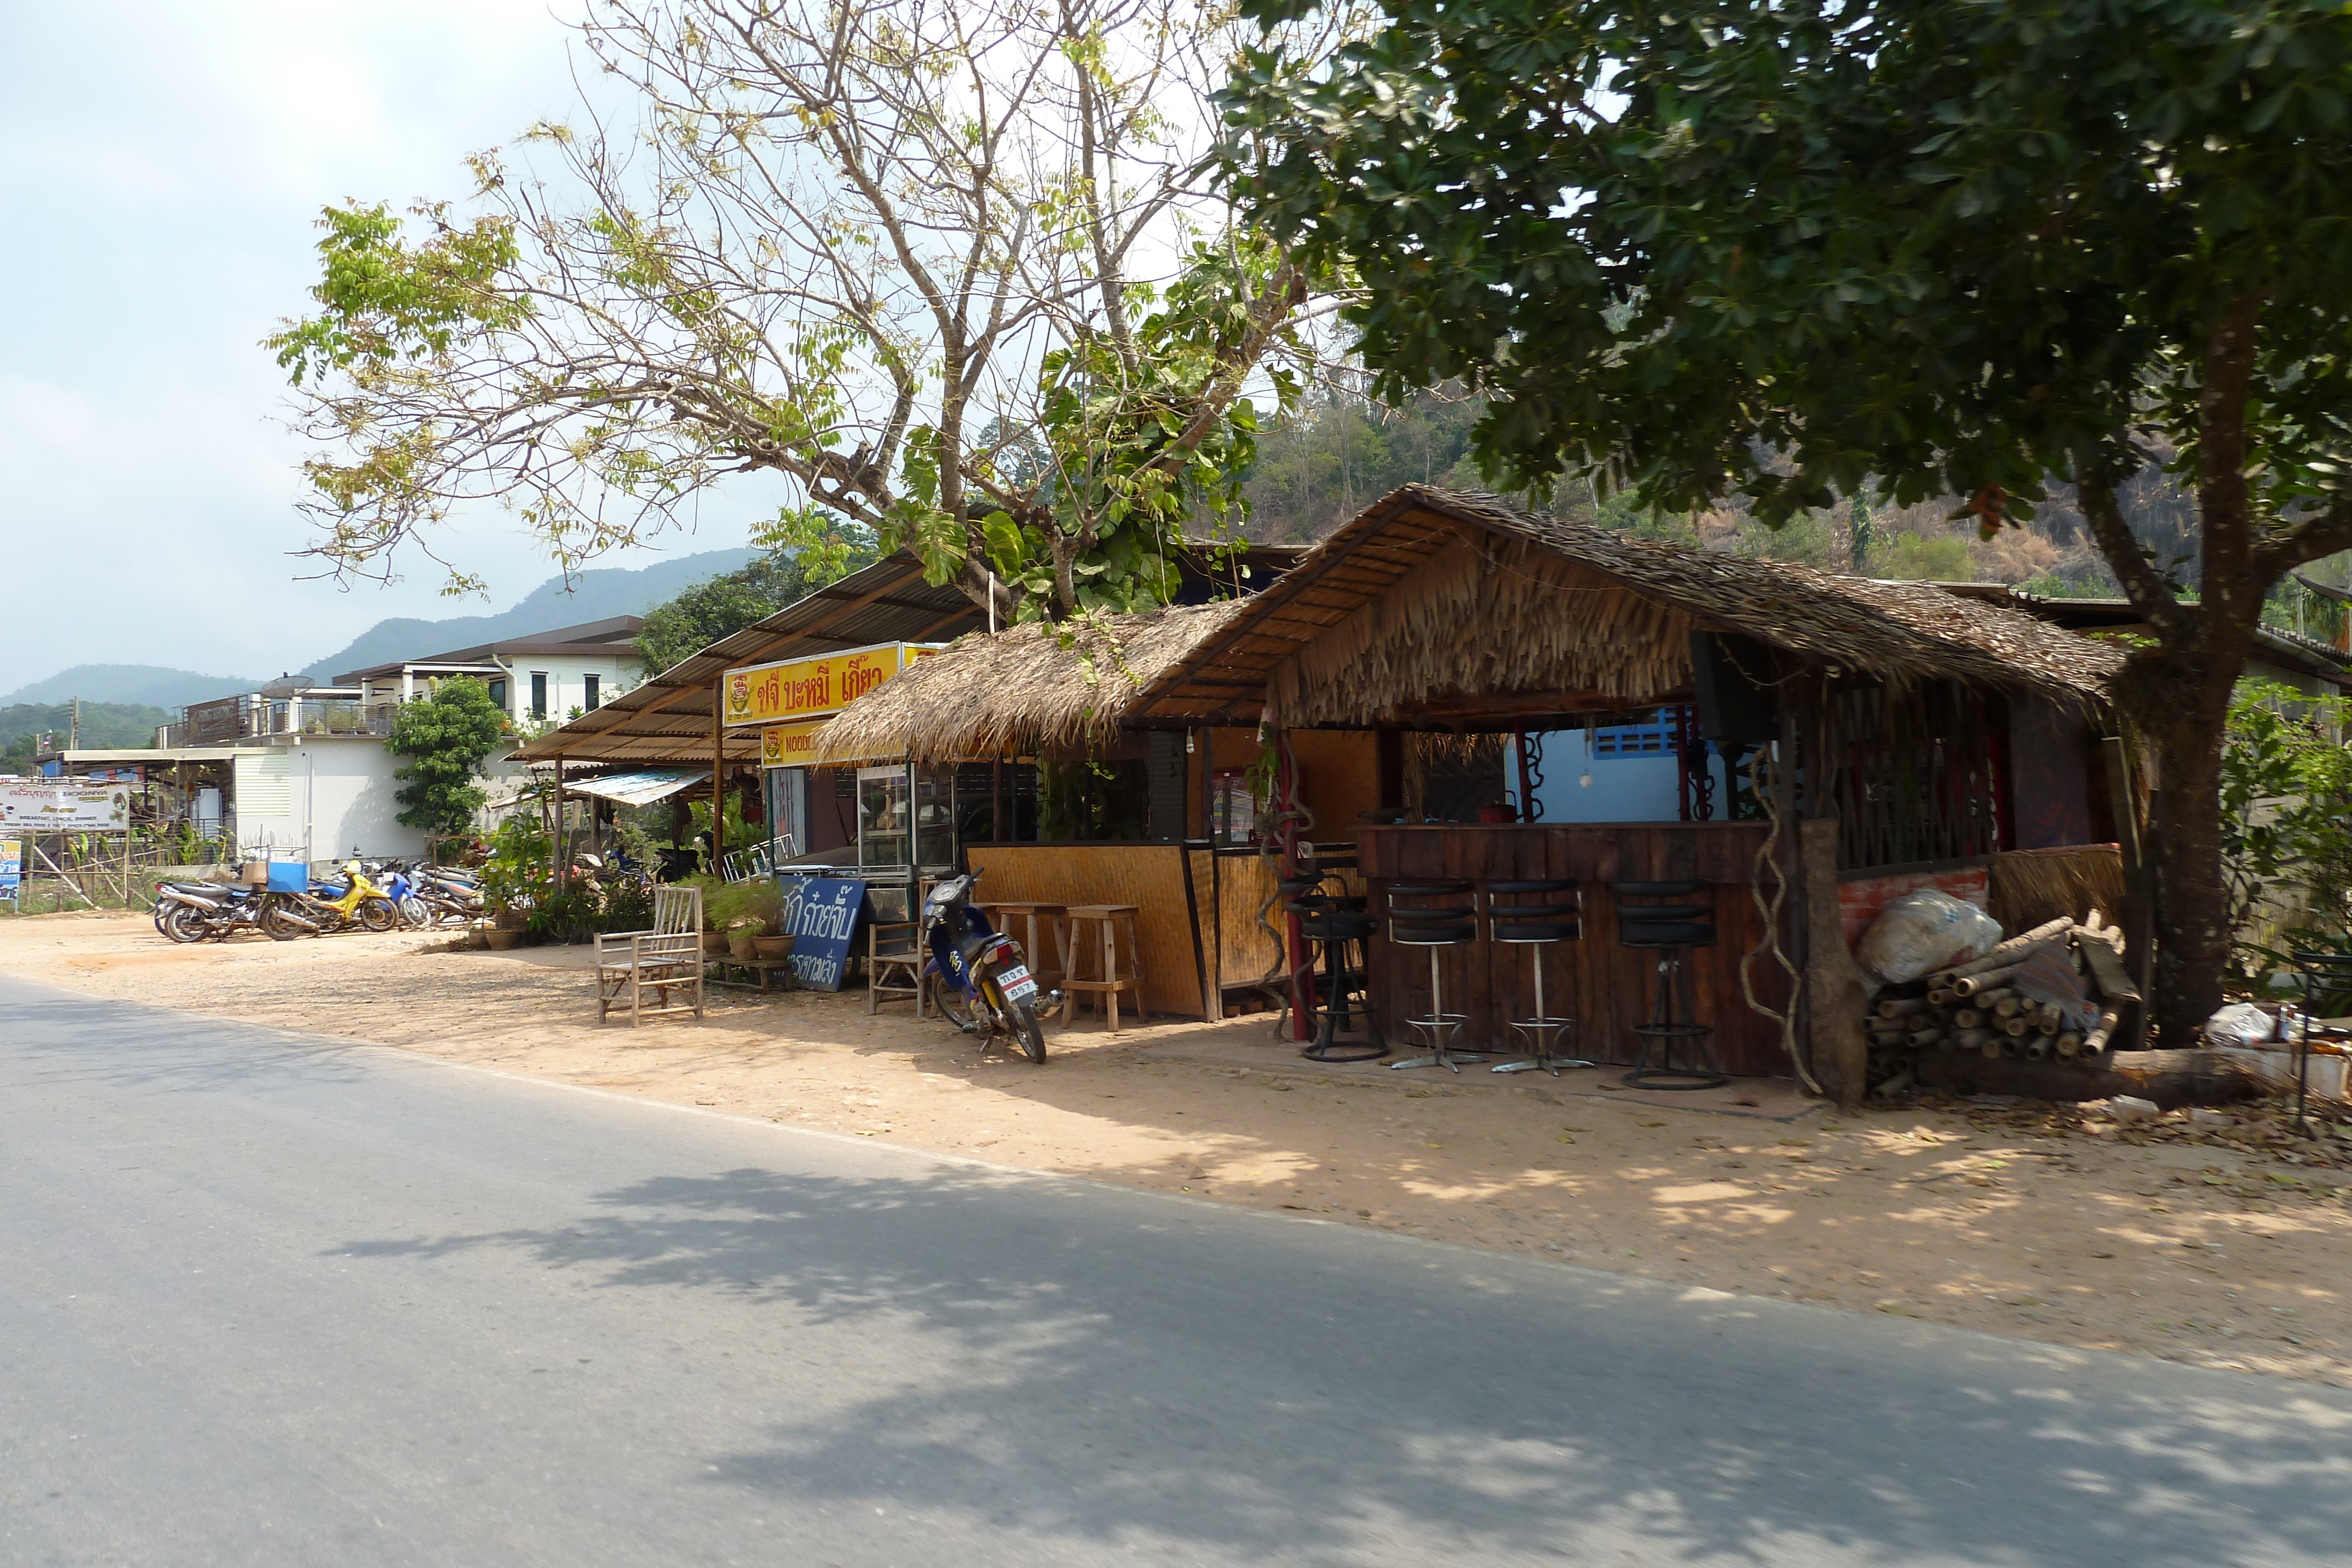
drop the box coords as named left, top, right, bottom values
left=562, top=768, right=711, bottom=808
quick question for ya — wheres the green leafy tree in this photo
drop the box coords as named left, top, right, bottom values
left=2221, top=680, right=2352, bottom=988
left=268, top=0, right=1341, bottom=622
left=385, top=677, right=509, bottom=836
left=1220, top=0, right=2352, bottom=1041
left=634, top=519, right=877, bottom=674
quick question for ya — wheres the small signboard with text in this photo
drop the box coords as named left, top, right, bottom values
left=774, top=875, right=870, bottom=990
left=0, top=838, right=20, bottom=904
left=760, top=718, right=829, bottom=766
left=0, top=785, right=130, bottom=832
left=723, top=641, right=938, bottom=728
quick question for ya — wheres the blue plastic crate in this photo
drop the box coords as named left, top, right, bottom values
left=265, top=860, right=310, bottom=894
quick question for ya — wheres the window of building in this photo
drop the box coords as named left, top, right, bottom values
left=1591, top=708, right=1685, bottom=759
left=488, top=678, right=507, bottom=710
left=530, top=671, right=549, bottom=719
left=583, top=674, right=600, bottom=711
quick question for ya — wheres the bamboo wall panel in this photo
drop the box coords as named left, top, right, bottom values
left=1193, top=848, right=1286, bottom=1002
left=966, top=844, right=1204, bottom=1017
left=1357, top=823, right=1790, bottom=1078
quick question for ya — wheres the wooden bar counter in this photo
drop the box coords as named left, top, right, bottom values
left=1355, top=823, right=1791, bottom=1078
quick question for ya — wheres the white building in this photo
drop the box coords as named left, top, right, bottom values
left=159, top=618, right=645, bottom=864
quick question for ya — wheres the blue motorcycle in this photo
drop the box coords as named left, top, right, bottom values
left=921, top=872, right=1054, bottom=1064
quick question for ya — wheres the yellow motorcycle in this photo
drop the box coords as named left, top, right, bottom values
left=259, top=862, right=400, bottom=938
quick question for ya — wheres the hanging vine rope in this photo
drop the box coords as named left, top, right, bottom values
left=1739, top=746, right=1823, bottom=1096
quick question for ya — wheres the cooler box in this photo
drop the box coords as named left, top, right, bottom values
left=265, top=861, right=311, bottom=894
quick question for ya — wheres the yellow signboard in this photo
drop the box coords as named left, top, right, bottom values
left=723, top=641, right=936, bottom=727
left=760, top=720, right=830, bottom=766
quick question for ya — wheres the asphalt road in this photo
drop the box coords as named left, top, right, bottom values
left=5, top=976, right=2350, bottom=1567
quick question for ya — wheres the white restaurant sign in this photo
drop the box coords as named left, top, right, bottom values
left=0, top=784, right=131, bottom=832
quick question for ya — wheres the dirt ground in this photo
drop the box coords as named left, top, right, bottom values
left=10, top=910, right=2352, bottom=1390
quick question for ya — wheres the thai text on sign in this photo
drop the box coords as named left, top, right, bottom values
left=0, top=785, right=129, bottom=832
left=723, top=642, right=937, bottom=727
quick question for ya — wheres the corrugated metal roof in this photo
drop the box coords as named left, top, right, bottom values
left=513, top=553, right=982, bottom=764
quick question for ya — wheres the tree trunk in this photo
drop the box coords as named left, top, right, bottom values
left=2119, top=621, right=2247, bottom=1047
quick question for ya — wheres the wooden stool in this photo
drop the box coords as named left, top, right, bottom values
left=980, top=901, right=1067, bottom=988
left=867, top=920, right=927, bottom=1017
left=1058, top=904, right=1146, bottom=1033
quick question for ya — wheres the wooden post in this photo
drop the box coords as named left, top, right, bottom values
left=1802, top=814, right=1868, bottom=1107
left=712, top=682, right=726, bottom=877
left=552, top=755, right=567, bottom=888
left=2103, top=735, right=2154, bottom=1050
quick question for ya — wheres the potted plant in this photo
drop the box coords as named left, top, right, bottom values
left=725, top=917, right=764, bottom=961
left=479, top=817, right=551, bottom=951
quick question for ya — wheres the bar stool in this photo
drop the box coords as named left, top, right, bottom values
left=980, top=901, right=1067, bottom=991
left=1287, top=882, right=1385, bottom=1062
left=1385, top=881, right=1481, bottom=1072
left=1613, top=880, right=1725, bottom=1090
left=1483, top=879, right=1593, bottom=1076
left=1059, top=904, right=1147, bottom=1033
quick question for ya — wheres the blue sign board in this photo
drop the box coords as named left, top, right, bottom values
left=774, top=876, right=868, bottom=990
left=0, top=838, right=19, bottom=908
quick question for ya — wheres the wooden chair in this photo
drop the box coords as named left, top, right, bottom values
left=596, top=885, right=706, bottom=1026
left=1058, top=904, right=1147, bottom=1034
left=868, top=918, right=928, bottom=1017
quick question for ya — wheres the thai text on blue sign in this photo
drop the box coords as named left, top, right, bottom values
left=774, top=875, right=868, bottom=990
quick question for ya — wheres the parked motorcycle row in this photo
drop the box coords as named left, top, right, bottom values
left=151, top=861, right=487, bottom=944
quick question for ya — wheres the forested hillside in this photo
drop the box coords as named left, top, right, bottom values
left=0, top=702, right=172, bottom=770
left=1237, top=390, right=2341, bottom=631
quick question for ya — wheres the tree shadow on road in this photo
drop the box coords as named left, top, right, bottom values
left=338, top=1162, right=2352, bottom=1566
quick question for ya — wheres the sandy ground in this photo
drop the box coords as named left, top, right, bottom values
left=9, top=910, right=2352, bottom=1390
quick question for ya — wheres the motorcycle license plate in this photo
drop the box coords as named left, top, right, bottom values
left=997, top=964, right=1038, bottom=1004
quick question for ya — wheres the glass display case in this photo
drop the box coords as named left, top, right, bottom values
left=856, top=765, right=911, bottom=868
left=857, top=764, right=960, bottom=870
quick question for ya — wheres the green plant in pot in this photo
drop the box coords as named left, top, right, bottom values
left=724, top=916, right=766, bottom=961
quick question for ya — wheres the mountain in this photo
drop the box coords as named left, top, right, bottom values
left=309, top=546, right=761, bottom=681
left=0, top=666, right=270, bottom=708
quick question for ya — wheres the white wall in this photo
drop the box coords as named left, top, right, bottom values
left=506, top=654, right=641, bottom=723
left=230, top=738, right=425, bottom=864
left=1508, top=727, right=1737, bottom=824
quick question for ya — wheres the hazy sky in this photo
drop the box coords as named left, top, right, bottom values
left=0, top=2, right=766, bottom=690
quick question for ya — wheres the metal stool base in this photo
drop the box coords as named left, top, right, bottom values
left=1495, top=1017, right=1593, bottom=1076
left=1625, top=1022, right=1725, bottom=1090
left=1389, top=1012, right=1479, bottom=1072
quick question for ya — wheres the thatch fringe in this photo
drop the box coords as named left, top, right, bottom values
left=1990, top=845, right=2127, bottom=935
left=1268, top=536, right=1697, bottom=729
left=810, top=600, right=1248, bottom=764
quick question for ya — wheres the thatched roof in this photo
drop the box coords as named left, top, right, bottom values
left=1130, top=487, right=2124, bottom=730
left=808, top=599, right=1252, bottom=764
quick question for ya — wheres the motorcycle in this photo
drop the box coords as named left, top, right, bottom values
left=920, top=871, right=1055, bottom=1064
left=260, top=862, right=400, bottom=939
left=415, top=865, right=486, bottom=925
left=153, top=880, right=268, bottom=943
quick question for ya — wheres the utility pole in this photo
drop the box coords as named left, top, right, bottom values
left=68, top=697, right=81, bottom=751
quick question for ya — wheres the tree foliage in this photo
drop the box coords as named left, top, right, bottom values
left=269, top=0, right=1348, bottom=620
left=2220, top=680, right=2352, bottom=988
left=1218, top=0, right=2352, bottom=1040
left=634, top=517, right=878, bottom=674
left=385, top=677, right=509, bottom=836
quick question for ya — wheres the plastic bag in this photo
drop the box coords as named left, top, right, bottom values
left=2204, top=1001, right=2276, bottom=1047
left=1854, top=890, right=2002, bottom=986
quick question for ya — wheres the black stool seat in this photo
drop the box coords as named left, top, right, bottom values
left=1290, top=876, right=1384, bottom=1064
left=1486, top=878, right=1577, bottom=894
left=1493, top=900, right=1580, bottom=921
left=1391, top=919, right=1475, bottom=944
left=1493, top=919, right=1581, bottom=942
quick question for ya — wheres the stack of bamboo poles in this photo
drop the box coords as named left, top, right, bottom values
left=1866, top=914, right=2140, bottom=1086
